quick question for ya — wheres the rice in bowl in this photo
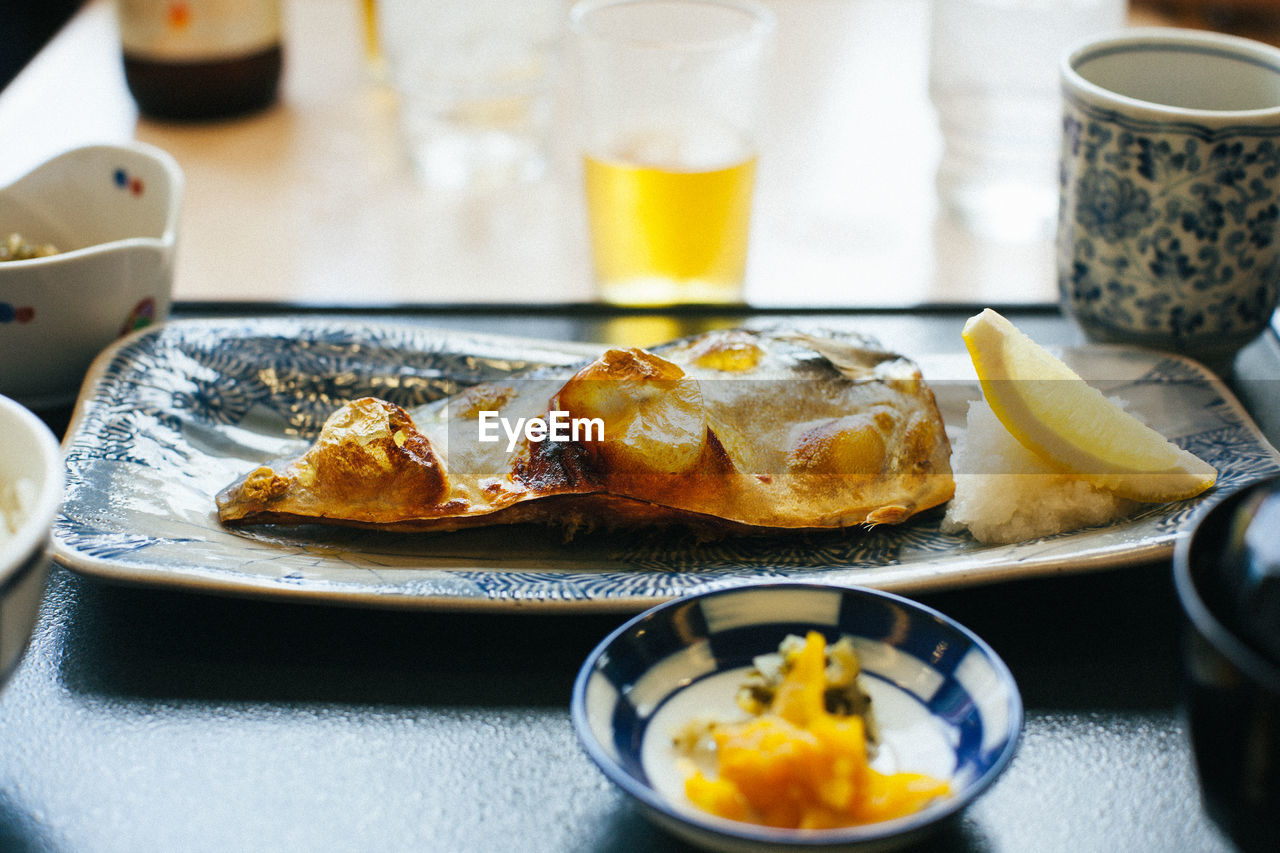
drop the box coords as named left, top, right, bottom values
left=1, top=477, right=37, bottom=542
left=0, top=394, right=64, bottom=690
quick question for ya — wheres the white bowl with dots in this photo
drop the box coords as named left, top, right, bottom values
left=0, top=142, right=183, bottom=408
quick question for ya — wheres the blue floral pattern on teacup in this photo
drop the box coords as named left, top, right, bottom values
left=1058, top=98, right=1280, bottom=367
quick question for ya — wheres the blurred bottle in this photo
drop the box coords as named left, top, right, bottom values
left=361, top=0, right=388, bottom=83
left=119, top=0, right=284, bottom=121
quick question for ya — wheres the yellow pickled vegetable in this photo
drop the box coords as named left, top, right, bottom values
left=684, top=631, right=949, bottom=829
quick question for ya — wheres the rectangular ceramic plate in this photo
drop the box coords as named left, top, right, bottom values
left=50, top=318, right=1280, bottom=612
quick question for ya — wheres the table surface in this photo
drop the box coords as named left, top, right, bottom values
left=3, top=304, right=1279, bottom=853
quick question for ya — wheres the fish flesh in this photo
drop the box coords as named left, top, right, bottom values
left=215, top=328, right=954, bottom=536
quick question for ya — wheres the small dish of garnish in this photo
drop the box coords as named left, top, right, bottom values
left=571, top=582, right=1022, bottom=851
left=0, top=142, right=182, bottom=407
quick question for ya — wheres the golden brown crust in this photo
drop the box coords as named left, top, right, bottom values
left=271, top=397, right=450, bottom=523
left=216, top=328, right=955, bottom=536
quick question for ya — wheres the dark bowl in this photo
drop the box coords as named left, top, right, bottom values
left=1174, top=475, right=1280, bottom=853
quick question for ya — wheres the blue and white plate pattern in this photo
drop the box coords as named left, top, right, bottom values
left=50, top=318, right=1280, bottom=611
left=1058, top=89, right=1280, bottom=365
left=571, top=582, right=1023, bottom=852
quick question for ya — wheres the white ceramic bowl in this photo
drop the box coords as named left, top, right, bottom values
left=0, top=142, right=183, bottom=408
left=0, top=394, right=63, bottom=689
left=573, top=582, right=1023, bottom=852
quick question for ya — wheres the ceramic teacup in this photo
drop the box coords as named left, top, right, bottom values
left=1058, top=28, right=1280, bottom=374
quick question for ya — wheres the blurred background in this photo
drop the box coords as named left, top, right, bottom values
left=7, top=0, right=1280, bottom=313
left=4, top=1, right=85, bottom=89
left=8, top=0, right=1280, bottom=93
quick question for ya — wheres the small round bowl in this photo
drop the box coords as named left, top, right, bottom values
left=0, top=142, right=183, bottom=409
left=572, top=582, right=1023, bottom=852
left=0, top=394, right=64, bottom=689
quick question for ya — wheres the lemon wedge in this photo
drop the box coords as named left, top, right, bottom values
left=962, top=308, right=1217, bottom=502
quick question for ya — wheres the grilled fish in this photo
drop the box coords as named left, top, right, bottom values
left=215, top=328, right=954, bottom=535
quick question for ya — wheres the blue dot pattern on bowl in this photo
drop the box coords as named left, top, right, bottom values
left=572, top=583, right=1022, bottom=844
left=113, top=166, right=145, bottom=196
left=1057, top=94, right=1280, bottom=358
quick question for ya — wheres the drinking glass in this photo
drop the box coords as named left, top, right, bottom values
left=569, top=0, right=773, bottom=305
left=929, top=0, right=1127, bottom=240
left=378, top=0, right=565, bottom=189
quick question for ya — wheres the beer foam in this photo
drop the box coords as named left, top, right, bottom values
left=602, top=121, right=751, bottom=171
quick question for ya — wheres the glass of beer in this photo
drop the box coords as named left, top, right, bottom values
left=570, top=0, right=774, bottom=305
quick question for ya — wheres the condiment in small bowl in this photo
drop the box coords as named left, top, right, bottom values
left=0, top=394, right=63, bottom=690
left=572, top=582, right=1022, bottom=852
left=0, top=142, right=182, bottom=408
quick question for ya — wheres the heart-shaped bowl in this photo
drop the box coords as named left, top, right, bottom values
left=572, top=581, right=1022, bottom=852
left=0, top=142, right=182, bottom=408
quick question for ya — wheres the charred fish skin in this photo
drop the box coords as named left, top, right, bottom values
left=216, top=328, right=953, bottom=535
left=215, top=396, right=450, bottom=524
